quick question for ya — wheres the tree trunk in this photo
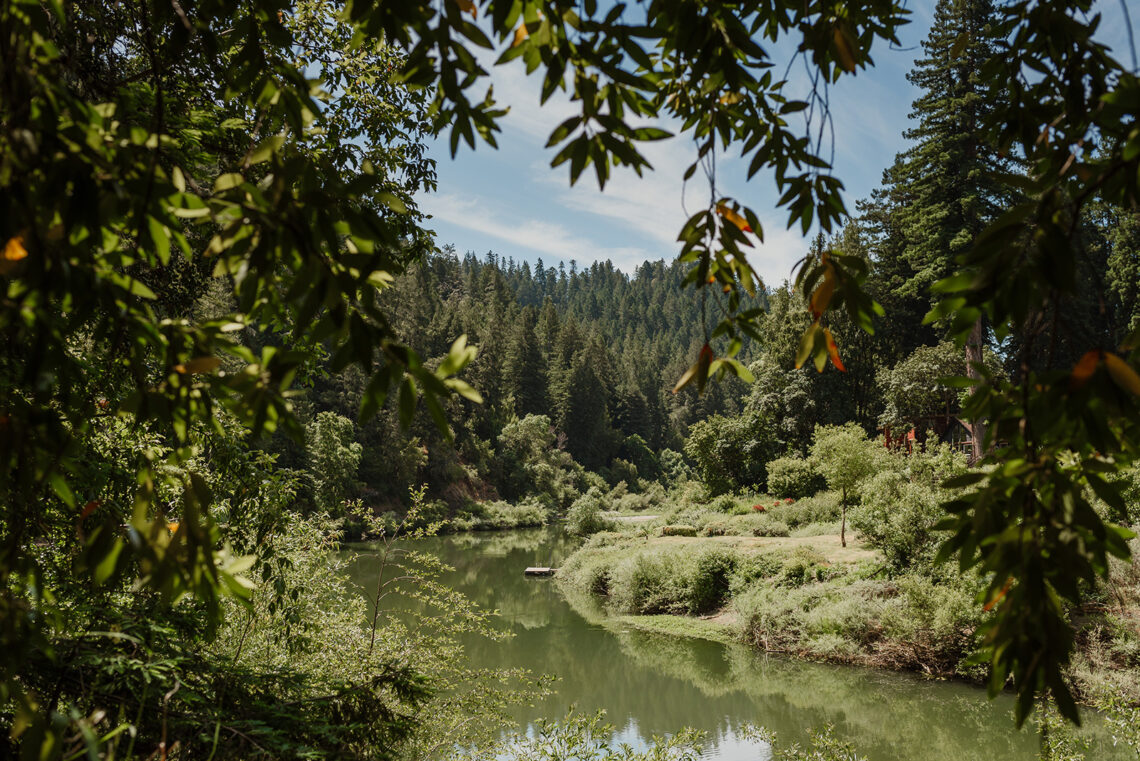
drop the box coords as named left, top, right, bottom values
left=966, top=316, right=986, bottom=463
left=840, top=488, right=847, bottom=548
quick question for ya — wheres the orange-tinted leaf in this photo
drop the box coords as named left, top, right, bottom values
left=984, top=577, right=1013, bottom=611
left=1069, top=350, right=1101, bottom=391
left=697, top=343, right=714, bottom=393
left=676, top=343, right=716, bottom=393
left=1105, top=353, right=1140, bottom=396
left=511, top=23, right=528, bottom=47
left=719, top=92, right=744, bottom=106
left=167, top=521, right=180, bottom=534
left=809, top=264, right=835, bottom=319
left=3, top=234, right=27, bottom=261
left=81, top=500, right=102, bottom=519
left=716, top=203, right=752, bottom=233
left=832, top=27, right=857, bottom=73
left=795, top=323, right=821, bottom=370
left=824, top=328, right=846, bottom=372
left=672, top=362, right=698, bottom=393
left=174, top=357, right=221, bottom=374
left=457, top=0, right=477, bottom=17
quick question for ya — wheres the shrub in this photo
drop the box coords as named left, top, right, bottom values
left=853, top=471, right=946, bottom=571
left=566, top=488, right=617, bottom=536
left=751, top=519, right=791, bottom=538
left=306, top=411, right=363, bottom=514
left=581, top=531, right=625, bottom=549
left=728, top=553, right=784, bottom=595
left=768, top=492, right=841, bottom=527
left=702, top=520, right=730, bottom=537
left=688, top=549, right=738, bottom=614
left=583, top=561, right=613, bottom=596
left=684, top=413, right=777, bottom=495
left=609, top=553, right=690, bottom=614
left=557, top=547, right=622, bottom=597
left=673, top=480, right=709, bottom=508
left=790, top=521, right=842, bottom=538
left=613, top=482, right=665, bottom=513
left=710, top=494, right=738, bottom=513
left=766, top=455, right=826, bottom=499
left=606, top=459, right=640, bottom=487
left=456, top=499, right=549, bottom=531
left=661, top=504, right=711, bottom=528
left=602, top=546, right=740, bottom=616
left=779, top=546, right=831, bottom=586
left=661, top=524, right=698, bottom=537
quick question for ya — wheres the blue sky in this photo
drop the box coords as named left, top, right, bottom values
left=416, top=2, right=1136, bottom=287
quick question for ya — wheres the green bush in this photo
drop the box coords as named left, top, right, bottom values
left=661, top=524, right=698, bottom=537
left=581, top=559, right=613, bottom=596
left=612, top=482, right=665, bottom=512
left=684, top=413, right=776, bottom=495
left=728, top=553, right=784, bottom=595
left=658, top=448, right=691, bottom=486
left=751, top=519, right=791, bottom=538
left=306, top=411, right=363, bottom=514
left=605, top=458, right=640, bottom=487
left=672, top=480, right=709, bottom=507
left=701, top=520, right=731, bottom=537
left=609, top=553, right=690, bottom=614
left=602, top=546, right=740, bottom=615
left=768, top=492, right=841, bottom=527
left=710, top=493, right=739, bottom=513
left=581, top=531, right=625, bottom=549
left=852, top=471, right=945, bottom=571
left=661, top=503, right=709, bottom=526
left=689, top=548, right=738, bottom=614
left=790, top=521, right=842, bottom=537
left=779, top=546, right=832, bottom=586
left=454, top=499, right=549, bottom=532
left=566, top=488, right=617, bottom=536
left=766, top=455, right=826, bottom=499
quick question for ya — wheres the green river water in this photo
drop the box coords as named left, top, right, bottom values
left=343, top=528, right=1126, bottom=760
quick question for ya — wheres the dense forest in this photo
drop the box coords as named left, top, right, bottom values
left=285, top=252, right=756, bottom=512
left=4, top=0, right=1140, bottom=758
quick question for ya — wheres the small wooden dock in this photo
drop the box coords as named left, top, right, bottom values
left=524, top=567, right=557, bottom=577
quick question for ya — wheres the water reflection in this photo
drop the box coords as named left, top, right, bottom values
left=342, top=528, right=1121, bottom=760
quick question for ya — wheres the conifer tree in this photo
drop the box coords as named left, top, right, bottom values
left=874, top=0, right=1011, bottom=310
left=503, top=307, right=548, bottom=417
left=867, top=0, right=1012, bottom=457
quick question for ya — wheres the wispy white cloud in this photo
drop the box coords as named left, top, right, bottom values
left=423, top=191, right=659, bottom=271
left=424, top=23, right=915, bottom=284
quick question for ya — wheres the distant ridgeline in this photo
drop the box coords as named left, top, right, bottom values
left=281, top=248, right=766, bottom=508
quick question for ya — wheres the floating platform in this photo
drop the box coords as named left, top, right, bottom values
left=524, top=567, right=557, bottom=577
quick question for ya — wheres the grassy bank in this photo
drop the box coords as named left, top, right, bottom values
left=556, top=492, right=1140, bottom=703
left=558, top=526, right=983, bottom=678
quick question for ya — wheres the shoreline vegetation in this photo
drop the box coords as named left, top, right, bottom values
left=366, top=425, right=1140, bottom=720
left=368, top=433, right=1140, bottom=708
left=545, top=473, right=1140, bottom=713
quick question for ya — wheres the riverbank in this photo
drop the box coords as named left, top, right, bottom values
left=558, top=529, right=983, bottom=678
left=348, top=526, right=1080, bottom=761
left=555, top=516, right=1140, bottom=704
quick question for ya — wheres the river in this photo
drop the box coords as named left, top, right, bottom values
left=342, top=527, right=1123, bottom=760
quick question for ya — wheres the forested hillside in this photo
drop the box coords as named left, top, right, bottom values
left=286, top=251, right=758, bottom=511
